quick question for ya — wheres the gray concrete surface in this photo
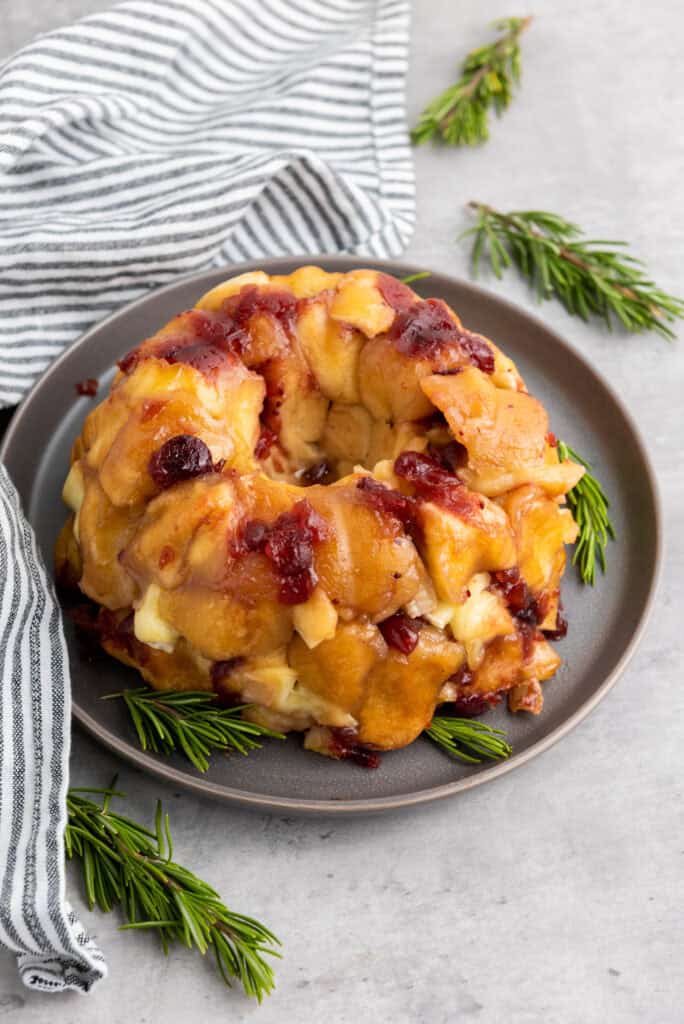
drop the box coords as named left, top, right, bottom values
left=1, top=1, right=683, bottom=1021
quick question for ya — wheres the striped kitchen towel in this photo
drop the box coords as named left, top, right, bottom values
left=0, top=0, right=414, bottom=994
left=0, top=0, right=414, bottom=408
left=0, top=465, right=107, bottom=993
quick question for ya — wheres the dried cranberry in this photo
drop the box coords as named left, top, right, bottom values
left=356, top=476, right=415, bottom=529
left=75, top=377, right=98, bottom=396
left=329, top=727, right=380, bottom=769
left=379, top=612, right=421, bottom=655
left=148, top=435, right=215, bottom=489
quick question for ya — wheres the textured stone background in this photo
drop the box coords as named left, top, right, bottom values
left=0, top=2, right=682, bottom=1021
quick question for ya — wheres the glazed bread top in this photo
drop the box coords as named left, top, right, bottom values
left=58, top=266, right=582, bottom=754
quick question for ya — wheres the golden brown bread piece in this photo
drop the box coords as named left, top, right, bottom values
left=57, top=266, right=583, bottom=761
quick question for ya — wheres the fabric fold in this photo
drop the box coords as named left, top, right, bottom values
left=0, top=466, right=107, bottom=993
left=0, top=0, right=414, bottom=406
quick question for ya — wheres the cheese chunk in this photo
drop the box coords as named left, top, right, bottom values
left=134, top=584, right=180, bottom=653
left=449, top=573, right=514, bottom=669
left=292, top=587, right=339, bottom=649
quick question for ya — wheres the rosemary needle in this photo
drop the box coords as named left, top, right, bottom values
left=104, top=688, right=284, bottom=773
left=426, top=716, right=512, bottom=763
left=557, top=440, right=615, bottom=585
left=463, top=202, right=684, bottom=339
left=412, top=17, right=532, bottom=147
left=65, top=783, right=280, bottom=1000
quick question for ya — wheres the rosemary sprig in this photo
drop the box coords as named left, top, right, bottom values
left=412, top=16, right=532, bottom=147
left=558, top=440, right=614, bottom=585
left=400, top=271, right=432, bottom=285
left=426, top=716, right=512, bottom=764
left=65, top=784, right=280, bottom=1000
left=105, top=688, right=285, bottom=773
left=463, top=202, right=684, bottom=338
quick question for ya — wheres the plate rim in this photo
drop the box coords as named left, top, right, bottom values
left=0, top=256, right=663, bottom=815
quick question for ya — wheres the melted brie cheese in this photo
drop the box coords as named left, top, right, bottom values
left=292, top=587, right=338, bottom=649
left=449, top=572, right=514, bottom=669
left=62, top=460, right=85, bottom=542
left=134, top=584, right=180, bottom=653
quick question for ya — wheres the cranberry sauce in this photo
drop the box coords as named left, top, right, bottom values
left=118, top=285, right=297, bottom=377
left=356, top=475, right=416, bottom=531
left=75, top=377, right=99, bottom=396
left=443, top=665, right=504, bottom=717
left=148, top=434, right=218, bottom=489
left=394, top=450, right=482, bottom=519
left=379, top=612, right=421, bottom=655
left=223, top=284, right=297, bottom=336
left=118, top=311, right=239, bottom=375
left=491, top=567, right=533, bottom=618
left=329, top=727, right=380, bottom=770
left=451, top=691, right=504, bottom=717
left=491, top=567, right=566, bottom=652
left=384, top=294, right=495, bottom=374
left=491, top=567, right=538, bottom=657
left=237, top=499, right=329, bottom=605
left=377, top=273, right=416, bottom=312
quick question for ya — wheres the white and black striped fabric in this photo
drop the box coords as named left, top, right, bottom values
left=0, top=0, right=414, bottom=995
left=0, top=0, right=414, bottom=407
left=0, top=466, right=107, bottom=992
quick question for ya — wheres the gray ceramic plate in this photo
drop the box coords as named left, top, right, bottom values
left=0, top=257, right=661, bottom=814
